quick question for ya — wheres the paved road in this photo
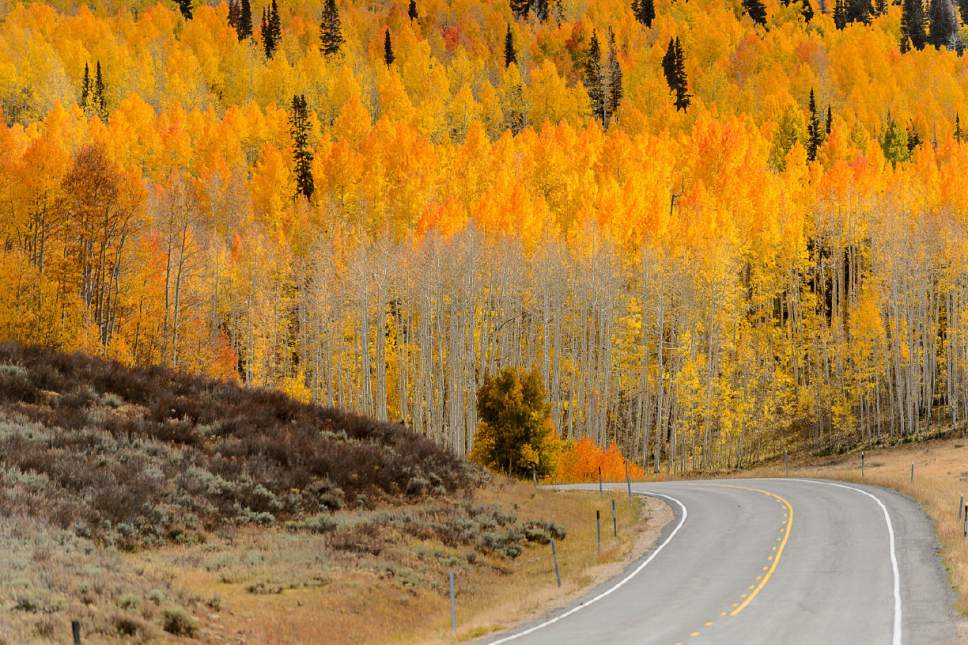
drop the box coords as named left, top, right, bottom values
left=488, top=479, right=958, bottom=645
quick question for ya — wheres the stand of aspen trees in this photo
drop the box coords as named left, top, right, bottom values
left=4, top=1, right=968, bottom=471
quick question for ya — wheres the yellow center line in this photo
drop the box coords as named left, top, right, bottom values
left=715, top=484, right=794, bottom=617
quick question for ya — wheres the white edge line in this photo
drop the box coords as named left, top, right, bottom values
left=795, top=479, right=902, bottom=645
left=487, top=491, right=688, bottom=644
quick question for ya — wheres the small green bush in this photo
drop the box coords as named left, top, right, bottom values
left=161, top=606, right=196, bottom=636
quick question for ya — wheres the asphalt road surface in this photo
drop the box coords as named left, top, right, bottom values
left=488, top=479, right=958, bottom=645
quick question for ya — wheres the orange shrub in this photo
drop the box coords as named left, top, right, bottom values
left=554, top=438, right=645, bottom=483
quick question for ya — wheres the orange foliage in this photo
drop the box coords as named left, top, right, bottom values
left=555, top=438, right=646, bottom=483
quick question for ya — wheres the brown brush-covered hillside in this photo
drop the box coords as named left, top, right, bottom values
left=0, top=342, right=482, bottom=549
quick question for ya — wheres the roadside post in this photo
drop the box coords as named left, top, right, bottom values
left=784, top=450, right=788, bottom=478
left=960, top=495, right=963, bottom=521
left=550, top=539, right=561, bottom=587
left=449, top=572, right=457, bottom=634
left=598, top=466, right=603, bottom=495
left=611, top=499, right=617, bottom=537
left=911, top=463, right=914, bottom=483
left=71, top=621, right=81, bottom=645
left=861, top=451, right=864, bottom=477
left=532, top=465, right=537, bottom=486
left=624, top=462, right=632, bottom=498
left=596, top=510, right=601, bottom=554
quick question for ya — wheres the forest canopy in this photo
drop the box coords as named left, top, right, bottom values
left=2, top=0, right=968, bottom=473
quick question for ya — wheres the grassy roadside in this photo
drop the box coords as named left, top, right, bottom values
left=128, top=479, right=660, bottom=644
left=747, top=438, right=968, bottom=617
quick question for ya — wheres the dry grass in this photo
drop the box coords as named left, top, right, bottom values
left=129, top=479, right=659, bottom=644
left=749, top=437, right=968, bottom=616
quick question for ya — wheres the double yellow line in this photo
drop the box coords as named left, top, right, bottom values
left=717, top=484, right=794, bottom=616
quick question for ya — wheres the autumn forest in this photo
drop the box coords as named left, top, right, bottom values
left=2, top=0, right=967, bottom=474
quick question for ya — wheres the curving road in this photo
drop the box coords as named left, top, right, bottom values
left=488, top=479, right=958, bottom=645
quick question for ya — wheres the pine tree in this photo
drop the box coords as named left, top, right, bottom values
left=80, top=62, right=91, bottom=112
left=901, top=0, right=927, bottom=50
left=320, top=0, right=344, bottom=57
left=834, top=0, right=849, bottom=28
left=408, top=0, right=419, bottom=20
left=93, top=61, right=107, bottom=120
left=826, top=105, right=833, bottom=135
left=806, top=89, right=823, bottom=162
left=928, top=0, right=959, bottom=49
left=661, top=37, right=676, bottom=89
left=175, top=0, right=193, bottom=20
left=959, top=0, right=968, bottom=24
left=743, top=0, right=768, bottom=26
left=510, top=0, right=531, bottom=19
left=534, top=0, right=550, bottom=21
left=956, top=114, right=963, bottom=142
left=801, top=0, right=815, bottom=21
left=633, top=0, right=656, bottom=27
left=584, top=30, right=607, bottom=127
left=504, top=24, right=518, bottom=68
left=876, top=0, right=888, bottom=13
left=261, top=1, right=282, bottom=59
left=607, top=27, right=623, bottom=122
left=384, top=29, right=395, bottom=66
left=906, top=120, right=922, bottom=152
left=290, top=95, right=315, bottom=201
left=229, top=0, right=253, bottom=41
left=672, top=38, right=690, bottom=112
left=847, top=0, right=874, bottom=23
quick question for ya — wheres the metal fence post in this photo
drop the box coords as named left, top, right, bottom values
left=598, top=465, right=603, bottom=495
left=596, top=510, right=601, bottom=554
left=550, top=539, right=561, bottom=587
left=861, top=451, right=865, bottom=477
left=448, top=572, right=457, bottom=634
left=624, top=461, right=632, bottom=499
left=71, top=621, right=81, bottom=645
left=611, top=499, right=617, bottom=537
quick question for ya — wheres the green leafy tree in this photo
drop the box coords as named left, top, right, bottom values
left=880, top=113, right=909, bottom=167
left=320, top=0, right=344, bottom=57
left=469, top=367, right=560, bottom=478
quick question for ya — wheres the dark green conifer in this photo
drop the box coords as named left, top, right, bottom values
left=806, top=89, right=823, bottom=162
left=743, top=0, right=768, bottom=26
left=290, top=94, right=315, bottom=201
left=607, top=27, right=623, bottom=121
left=834, top=0, right=849, bottom=28
left=175, top=0, right=193, bottom=20
left=584, top=30, right=607, bottom=127
left=826, top=105, right=833, bottom=135
left=510, top=0, right=531, bottom=19
left=93, top=61, right=107, bottom=119
left=671, top=38, right=690, bottom=112
left=261, top=1, right=282, bottom=59
left=80, top=62, right=91, bottom=112
left=504, top=23, right=518, bottom=67
left=408, top=0, right=419, bottom=20
left=320, top=0, right=344, bottom=57
left=901, top=0, right=927, bottom=50
left=384, top=29, right=395, bottom=66
left=928, top=0, right=959, bottom=49
left=633, top=0, right=656, bottom=27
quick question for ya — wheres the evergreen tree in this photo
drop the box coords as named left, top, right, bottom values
left=289, top=95, right=315, bottom=201
left=847, top=0, right=874, bottom=23
left=876, top=0, right=888, bottom=13
left=959, top=0, right=968, bottom=24
left=826, top=105, right=833, bottom=135
left=957, top=114, right=963, bottom=142
left=607, top=27, right=623, bottom=121
left=584, top=30, right=607, bottom=127
left=633, top=0, right=656, bottom=26
left=408, top=0, right=419, bottom=20
left=261, top=1, right=282, bottom=59
left=806, top=88, right=823, bottom=162
left=93, top=61, right=107, bottom=119
left=743, top=0, right=769, bottom=26
left=672, top=38, right=691, bottom=112
left=504, top=23, right=518, bottom=68
left=534, top=0, right=550, bottom=21
left=384, top=29, right=395, bottom=66
left=834, top=0, right=849, bottom=28
left=661, top=37, right=676, bottom=89
left=229, top=0, right=253, bottom=41
left=510, top=0, right=531, bottom=19
left=320, top=0, right=344, bottom=57
left=801, top=0, right=815, bottom=21
left=80, top=62, right=91, bottom=112
left=928, top=0, right=959, bottom=49
left=901, top=0, right=927, bottom=50
left=175, top=0, right=193, bottom=20
left=906, top=120, right=922, bottom=152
